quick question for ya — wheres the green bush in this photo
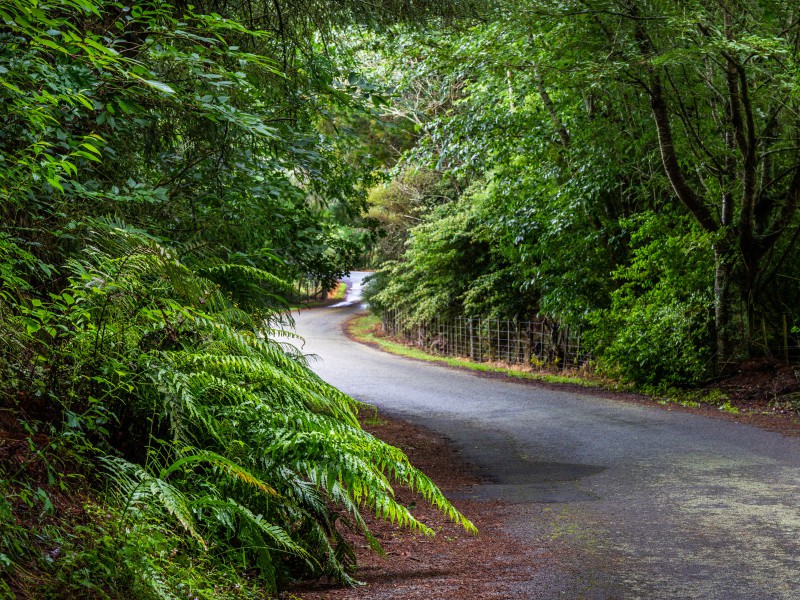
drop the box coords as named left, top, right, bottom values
left=587, top=213, right=714, bottom=389
left=591, top=300, right=712, bottom=388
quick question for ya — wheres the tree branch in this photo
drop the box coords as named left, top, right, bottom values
left=629, top=4, right=719, bottom=233
left=533, top=68, right=570, bottom=148
left=647, top=74, right=718, bottom=232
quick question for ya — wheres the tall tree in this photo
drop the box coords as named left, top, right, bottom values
left=523, top=0, right=800, bottom=365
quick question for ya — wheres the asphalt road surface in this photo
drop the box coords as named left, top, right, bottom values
left=291, top=272, right=800, bottom=599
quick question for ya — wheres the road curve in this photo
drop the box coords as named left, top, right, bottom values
left=290, top=272, right=800, bottom=599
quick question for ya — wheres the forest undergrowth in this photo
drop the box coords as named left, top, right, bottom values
left=0, top=0, right=474, bottom=597
left=0, top=225, right=474, bottom=599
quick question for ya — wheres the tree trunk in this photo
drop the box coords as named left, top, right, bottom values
left=713, top=239, right=736, bottom=373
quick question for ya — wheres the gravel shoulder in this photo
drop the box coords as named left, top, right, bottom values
left=284, top=414, right=603, bottom=600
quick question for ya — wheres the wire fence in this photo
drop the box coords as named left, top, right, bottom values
left=291, top=278, right=329, bottom=303
left=752, top=314, right=800, bottom=365
left=381, top=310, right=591, bottom=370
left=379, top=309, right=800, bottom=372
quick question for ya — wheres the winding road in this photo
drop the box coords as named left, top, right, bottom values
left=292, top=272, right=800, bottom=599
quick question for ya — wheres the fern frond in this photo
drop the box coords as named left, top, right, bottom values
left=102, top=457, right=207, bottom=550
left=162, top=450, right=279, bottom=497
left=72, top=221, right=476, bottom=591
left=198, top=263, right=292, bottom=292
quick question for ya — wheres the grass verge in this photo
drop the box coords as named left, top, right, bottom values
left=345, top=312, right=607, bottom=388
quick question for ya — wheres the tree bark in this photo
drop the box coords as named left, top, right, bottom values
left=534, top=68, right=570, bottom=149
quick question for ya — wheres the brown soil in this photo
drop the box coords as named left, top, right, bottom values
left=600, top=358, right=800, bottom=438
left=711, top=358, right=800, bottom=410
left=0, top=408, right=96, bottom=598
left=282, top=415, right=562, bottom=600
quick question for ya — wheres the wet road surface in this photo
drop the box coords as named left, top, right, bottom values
left=290, top=272, right=800, bottom=599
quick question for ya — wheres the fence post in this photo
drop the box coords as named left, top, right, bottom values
left=506, top=319, right=517, bottom=362
left=524, top=323, right=531, bottom=365
left=496, top=318, right=501, bottom=360
left=540, top=320, right=546, bottom=365
left=468, top=319, right=474, bottom=360
left=783, top=314, right=789, bottom=364
left=449, top=319, right=453, bottom=356
left=478, top=318, right=483, bottom=361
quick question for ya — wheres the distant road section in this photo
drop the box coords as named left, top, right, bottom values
left=329, top=271, right=370, bottom=307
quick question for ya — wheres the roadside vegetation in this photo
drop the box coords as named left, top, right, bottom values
left=349, top=312, right=772, bottom=415
left=359, top=0, right=800, bottom=395
left=4, top=0, right=800, bottom=597
left=0, top=1, right=474, bottom=597
left=346, top=313, right=602, bottom=388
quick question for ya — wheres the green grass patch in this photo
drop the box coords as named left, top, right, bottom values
left=331, top=281, right=347, bottom=300
left=347, top=313, right=603, bottom=388
left=652, top=387, right=741, bottom=413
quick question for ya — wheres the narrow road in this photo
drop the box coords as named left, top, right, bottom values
left=291, top=272, right=800, bottom=599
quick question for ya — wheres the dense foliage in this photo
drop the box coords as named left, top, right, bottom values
left=0, top=1, right=474, bottom=597
left=4, top=0, right=800, bottom=593
left=363, top=0, right=800, bottom=387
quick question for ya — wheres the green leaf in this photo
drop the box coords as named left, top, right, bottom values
left=71, top=150, right=101, bottom=162
left=80, top=143, right=102, bottom=155
left=141, top=79, right=176, bottom=94
left=74, top=94, right=94, bottom=110
left=45, top=176, right=64, bottom=192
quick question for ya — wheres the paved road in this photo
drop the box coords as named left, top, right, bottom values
left=291, top=272, right=800, bottom=599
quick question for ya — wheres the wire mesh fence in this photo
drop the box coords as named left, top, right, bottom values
left=291, top=278, right=328, bottom=303
left=381, top=310, right=591, bottom=370
left=380, top=310, right=800, bottom=371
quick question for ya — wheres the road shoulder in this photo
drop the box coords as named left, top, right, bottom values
left=283, top=413, right=607, bottom=599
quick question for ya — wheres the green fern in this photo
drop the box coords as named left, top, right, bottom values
left=104, top=456, right=208, bottom=550
left=161, top=450, right=279, bottom=497
left=13, top=220, right=475, bottom=593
